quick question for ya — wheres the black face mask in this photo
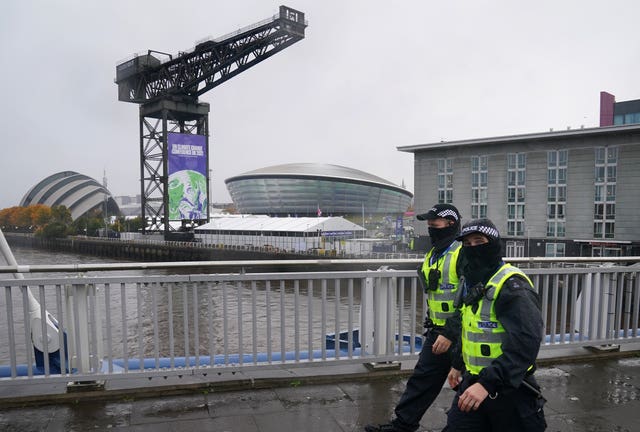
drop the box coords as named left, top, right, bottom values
left=428, top=224, right=458, bottom=252
left=462, top=241, right=502, bottom=286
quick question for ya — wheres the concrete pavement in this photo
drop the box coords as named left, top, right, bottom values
left=1, top=349, right=639, bottom=431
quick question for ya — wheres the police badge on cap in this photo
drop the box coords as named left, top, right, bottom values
left=456, top=218, right=500, bottom=242
left=416, top=204, right=461, bottom=222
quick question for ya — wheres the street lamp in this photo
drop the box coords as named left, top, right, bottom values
left=104, top=192, right=108, bottom=236
left=361, top=203, right=365, bottom=238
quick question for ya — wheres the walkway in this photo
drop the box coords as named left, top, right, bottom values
left=1, top=347, right=639, bottom=431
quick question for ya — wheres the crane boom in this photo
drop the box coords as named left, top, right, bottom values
left=114, top=5, right=306, bottom=237
left=116, top=5, right=306, bottom=104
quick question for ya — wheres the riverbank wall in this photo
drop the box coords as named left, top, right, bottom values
left=3, top=233, right=303, bottom=263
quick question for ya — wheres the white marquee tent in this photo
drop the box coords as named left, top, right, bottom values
left=194, top=215, right=365, bottom=254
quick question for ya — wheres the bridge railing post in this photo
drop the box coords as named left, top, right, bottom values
left=360, top=267, right=397, bottom=357
left=64, top=283, right=102, bottom=376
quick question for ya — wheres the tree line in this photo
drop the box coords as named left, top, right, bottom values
left=0, top=205, right=144, bottom=238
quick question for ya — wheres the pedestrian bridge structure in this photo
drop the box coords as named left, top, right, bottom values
left=1, top=258, right=639, bottom=398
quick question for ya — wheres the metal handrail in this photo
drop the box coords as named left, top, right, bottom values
left=1, top=255, right=639, bottom=274
left=1, top=260, right=639, bottom=388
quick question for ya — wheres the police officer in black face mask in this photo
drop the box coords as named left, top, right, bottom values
left=366, top=204, right=465, bottom=432
left=444, top=219, right=546, bottom=432
left=459, top=226, right=503, bottom=292
left=425, top=207, right=460, bottom=252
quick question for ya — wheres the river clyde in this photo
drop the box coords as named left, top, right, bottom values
left=1, top=245, right=194, bottom=363
left=1, top=244, right=404, bottom=365
left=8, top=244, right=142, bottom=275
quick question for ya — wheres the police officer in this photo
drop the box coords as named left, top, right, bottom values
left=443, top=218, right=546, bottom=432
left=366, top=204, right=465, bottom=432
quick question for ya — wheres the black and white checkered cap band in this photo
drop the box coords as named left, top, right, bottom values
left=431, top=207, right=459, bottom=221
left=460, top=224, right=499, bottom=239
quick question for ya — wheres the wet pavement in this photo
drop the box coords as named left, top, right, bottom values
left=1, top=350, right=639, bottom=432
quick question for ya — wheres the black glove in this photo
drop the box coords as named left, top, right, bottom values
left=463, top=282, right=487, bottom=305
left=423, top=317, right=434, bottom=329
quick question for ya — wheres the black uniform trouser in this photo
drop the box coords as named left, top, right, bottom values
left=391, top=329, right=452, bottom=432
left=443, top=374, right=547, bottom=432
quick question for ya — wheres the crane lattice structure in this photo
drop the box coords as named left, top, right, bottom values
left=115, top=5, right=306, bottom=237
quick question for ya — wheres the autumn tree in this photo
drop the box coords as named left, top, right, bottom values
left=71, top=212, right=105, bottom=236
left=0, top=206, right=32, bottom=231
left=30, top=204, right=52, bottom=227
left=36, top=205, right=73, bottom=238
left=0, top=207, right=11, bottom=228
left=0, top=205, right=57, bottom=231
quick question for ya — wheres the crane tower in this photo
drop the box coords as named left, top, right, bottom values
left=115, top=5, right=306, bottom=237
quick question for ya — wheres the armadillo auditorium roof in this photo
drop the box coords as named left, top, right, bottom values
left=20, top=171, right=119, bottom=221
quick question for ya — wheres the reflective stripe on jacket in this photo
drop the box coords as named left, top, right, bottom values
left=461, top=263, right=534, bottom=375
left=421, top=241, right=462, bottom=326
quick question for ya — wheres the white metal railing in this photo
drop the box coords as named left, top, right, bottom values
left=1, top=260, right=640, bottom=389
left=0, top=268, right=423, bottom=382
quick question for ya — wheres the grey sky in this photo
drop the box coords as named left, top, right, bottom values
left=1, top=0, right=639, bottom=210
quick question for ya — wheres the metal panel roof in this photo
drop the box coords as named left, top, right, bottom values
left=397, top=124, right=640, bottom=153
left=19, top=171, right=119, bottom=221
left=225, top=163, right=403, bottom=190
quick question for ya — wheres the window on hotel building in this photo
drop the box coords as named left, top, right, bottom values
left=437, top=158, right=453, bottom=203
left=506, top=240, right=525, bottom=258
left=593, top=147, right=617, bottom=238
left=547, top=150, right=567, bottom=238
left=507, top=153, right=526, bottom=236
left=614, top=112, right=640, bottom=125
left=592, top=246, right=621, bottom=257
left=545, top=242, right=565, bottom=257
left=471, top=155, right=488, bottom=218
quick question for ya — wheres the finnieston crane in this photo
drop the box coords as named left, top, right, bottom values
left=115, top=5, right=306, bottom=238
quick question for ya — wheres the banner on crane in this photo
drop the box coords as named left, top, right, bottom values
left=167, top=133, right=208, bottom=221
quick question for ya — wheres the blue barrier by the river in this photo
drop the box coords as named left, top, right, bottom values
left=0, top=331, right=424, bottom=377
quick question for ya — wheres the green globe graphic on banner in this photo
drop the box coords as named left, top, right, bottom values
left=168, top=170, right=208, bottom=220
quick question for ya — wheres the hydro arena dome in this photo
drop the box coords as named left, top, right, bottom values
left=20, top=171, right=120, bottom=221
left=224, top=163, right=413, bottom=217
